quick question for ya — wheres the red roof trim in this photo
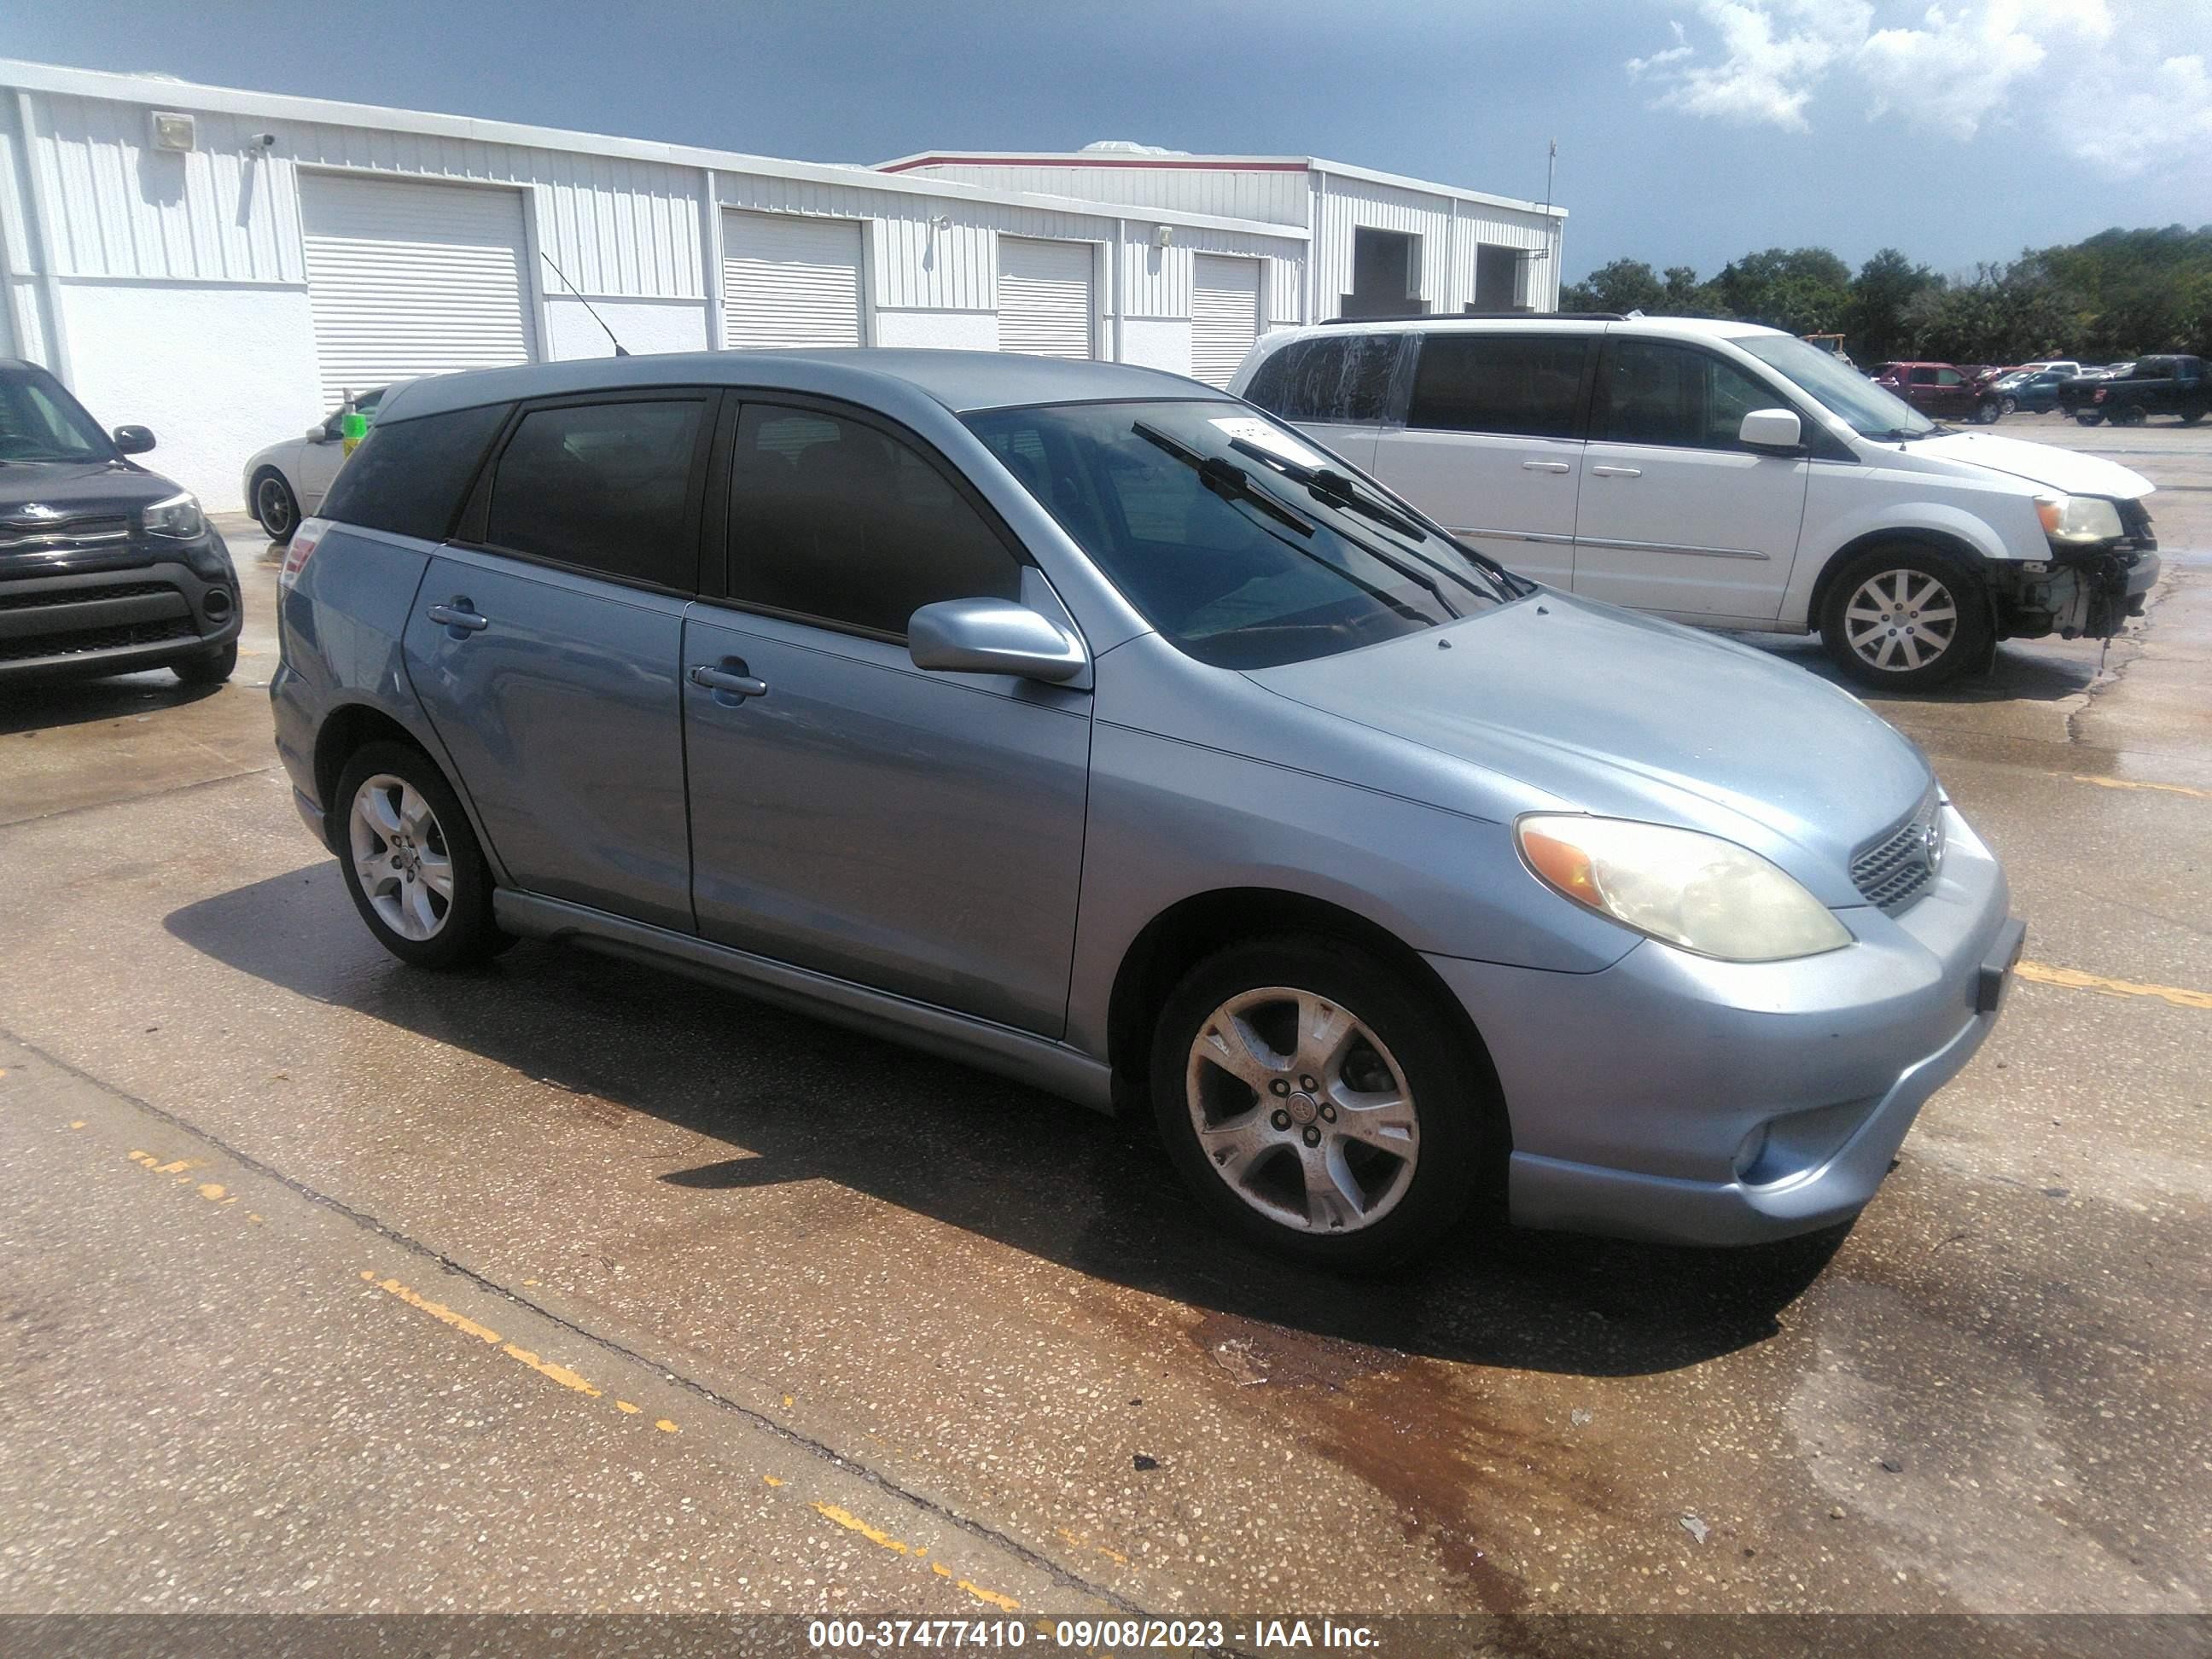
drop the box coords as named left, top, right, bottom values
left=879, top=154, right=1310, bottom=174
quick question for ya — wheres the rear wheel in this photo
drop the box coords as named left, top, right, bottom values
left=2181, top=409, right=2205, bottom=427
left=334, top=740, right=509, bottom=969
left=2075, top=409, right=2104, bottom=426
left=1150, top=935, right=1501, bottom=1268
left=2111, top=402, right=2148, bottom=428
left=1819, top=546, right=1989, bottom=691
left=251, top=469, right=300, bottom=544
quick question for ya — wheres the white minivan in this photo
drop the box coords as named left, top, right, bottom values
left=1230, top=317, right=2160, bottom=688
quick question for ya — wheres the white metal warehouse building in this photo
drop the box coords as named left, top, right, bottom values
left=0, top=58, right=1566, bottom=510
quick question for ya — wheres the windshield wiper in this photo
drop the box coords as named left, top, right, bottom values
left=1225, top=438, right=1431, bottom=541
left=1132, top=422, right=1459, bottom=620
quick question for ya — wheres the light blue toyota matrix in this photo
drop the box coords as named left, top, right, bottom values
left=271, top=351, right=2023, bottom=1266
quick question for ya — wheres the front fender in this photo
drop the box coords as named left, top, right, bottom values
left=1784, top=488, right=2034, bottom=627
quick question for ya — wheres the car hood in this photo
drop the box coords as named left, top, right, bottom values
left=1906, top=431, right=2152, bottom=499
left=1245, top=596, right=1933, bottom=904
left=0, top=458, right=181, bottom=517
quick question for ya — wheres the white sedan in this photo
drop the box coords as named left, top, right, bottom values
left=239, top=387, right=385, bottom=544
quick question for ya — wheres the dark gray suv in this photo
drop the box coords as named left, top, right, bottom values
left=273, top=351, right=2020, bottom=1266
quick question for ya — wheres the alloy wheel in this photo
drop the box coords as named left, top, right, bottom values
left=1842, top=568, right=1960, bottom=675
left=348, top=774, right=454, bottom=941
left=256, top=474, right=295, bottom=538
left=1184, top=986, right=1419, bottom=1235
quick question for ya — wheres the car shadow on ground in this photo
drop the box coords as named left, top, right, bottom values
left=1732, top=631, right=2100, bottom=705
left=0, top=672, right=223, bottom=737
left=166, top=865, right=1849, bottom=1380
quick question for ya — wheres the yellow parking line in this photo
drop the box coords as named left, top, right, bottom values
left=2070, top=773, right=2212, bottom=801
left=2016, top=959, right=2212, bottom=1010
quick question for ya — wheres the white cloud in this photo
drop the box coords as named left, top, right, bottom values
left=1626, top=0, right=2212, bottom=172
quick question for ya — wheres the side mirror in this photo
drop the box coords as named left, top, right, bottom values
left=1738, top=409, right=1802, bottom=452
left=308, top=424, right=334, bottom=442
left=112, top=425, right=156, bottom=456
left=908, top=597, right=1086, bottom=684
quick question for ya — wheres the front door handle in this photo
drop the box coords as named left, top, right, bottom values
left=1521, top=460, right=1573, bottom=474
left=426, top=598, right=489, bottom=634
left=690, top=660, right=770, bottom=701
left=1590, top=465, right=1642, bottom=479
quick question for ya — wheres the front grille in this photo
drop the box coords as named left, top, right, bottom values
left=0, top=616, right=197, bottom=664
left=0, top=580, right=174, bottom=613
left=1850, top=790, right=1944, bottom=916
left=0, top=515, right=132, bottom=554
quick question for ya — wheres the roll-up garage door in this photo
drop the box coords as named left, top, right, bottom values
left=722, top=212, right=864, bottom=350
left=996, top=237, right=1094, bottom=358
left=1190, top=255, right=1263, bottom=386
left=300, top=173, right=536, bottom=406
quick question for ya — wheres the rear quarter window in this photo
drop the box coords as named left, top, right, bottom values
left=1243, top=334, right=1403, bottom=424
left=320, top=403, right=511, bottom=542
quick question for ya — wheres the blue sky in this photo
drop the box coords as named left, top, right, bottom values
left=10, top=0, right=2210, bottom=282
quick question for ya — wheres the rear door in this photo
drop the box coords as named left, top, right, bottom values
left=682, top=400, right=1090, bottom=1035
left=1236, top=331, right=1402, bottom=474
left=403, top=393, right=713, bottom=933
left=1363, top=331, right=1595, bottom=589
left=1569, top=336, right=1809, bottom=620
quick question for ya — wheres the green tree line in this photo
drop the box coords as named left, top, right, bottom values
left=1558, top=226, right=2212, bottom=366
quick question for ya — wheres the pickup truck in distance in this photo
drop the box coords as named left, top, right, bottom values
left=2061, top=355, right=2209, bottom=426
left=1870, top=361, right=2004, bottom=424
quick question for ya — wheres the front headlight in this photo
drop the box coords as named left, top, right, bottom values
left=2034, top=492, right=2123, bottom=544
left=143, top=492, right=206, bottom=539
left=1517, top=815, right=1853, bottom=963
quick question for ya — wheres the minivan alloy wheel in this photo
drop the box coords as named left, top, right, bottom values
left=1185, top=986, right=1419, bottom=1234
left=348, top=773, right=454, bottom=941
left=1843, top=568, right=1959, bottom=674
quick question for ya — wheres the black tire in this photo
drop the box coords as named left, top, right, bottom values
left=2075, top=410, right=2104, bottom=426
left=1818, top=544, right=1991, bottom=692
left=1148, top=934, right=1503, bottom=1269
left=251, top=469, right=300, bottom=544
left=1975, top=399, right=2001, bottom=424
left=333, top=740, right=509, bottom=969
left=2112, top=403, right=2148, bottom=428
left=2181, top=409, right=2205, bottom=427
left=172, top=640, right=236, bottom=685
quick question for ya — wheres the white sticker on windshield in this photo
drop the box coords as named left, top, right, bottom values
left=1208, top=416, right=1330, bottom=470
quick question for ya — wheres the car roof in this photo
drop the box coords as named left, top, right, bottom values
left=1271, top=315, right=1790, bottom=343
left=381, top=349, right=1225, bottom=425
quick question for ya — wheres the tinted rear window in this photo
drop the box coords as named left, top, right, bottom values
left=321, top=403, right=510, bottom=542
left=1243, top=335, right=1402, bottom=424
left=1406, top=335, right=1592, bottom=438
left=486, top=398, right=708, bottom=591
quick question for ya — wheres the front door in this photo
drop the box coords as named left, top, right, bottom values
left=401, top=393, right=714, bottom=933
left=684, top=402, right=1090, bottom=1036
left=1364, top=332, right=1595, bottom=590
left=1569, top=336, right=1810, bottom=620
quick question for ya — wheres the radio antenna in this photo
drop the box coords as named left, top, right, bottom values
left=539, top=250, right=631, bottom=356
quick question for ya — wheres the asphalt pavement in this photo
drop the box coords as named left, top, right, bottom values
left=1, top=416, right=2206, bottom=1625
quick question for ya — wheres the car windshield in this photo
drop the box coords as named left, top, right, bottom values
left=965, top=399, right=1521, bottom=669
left=1738, top=335, right=1936, bottom=439
left=0, top=366, right=114, bottom=463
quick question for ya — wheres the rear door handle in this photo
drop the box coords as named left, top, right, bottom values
left=426, top=598, right=489, bottom=634
left=690, top=660, right=769, bottom=701
left=1521, top=460, right=1573, bottom=474
left=1590, top=465, right=1642, bottom=479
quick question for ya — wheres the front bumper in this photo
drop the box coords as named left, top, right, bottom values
left=1427, top=803, right=2019, bottom=1245
left=0, top=543, right=242, bottom=684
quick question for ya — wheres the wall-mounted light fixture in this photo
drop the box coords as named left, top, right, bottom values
left=1153, top=224, right=1173, bottom=248
left=149, top=111, right=196, bottom=153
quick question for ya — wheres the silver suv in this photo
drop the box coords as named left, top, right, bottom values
left=273, top=351, right=2020, bottom=1265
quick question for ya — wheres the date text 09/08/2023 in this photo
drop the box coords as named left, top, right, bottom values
left=806, top=1617, right=1382, bottom=1650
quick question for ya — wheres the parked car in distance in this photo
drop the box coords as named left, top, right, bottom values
left=2021, top=360, right=2081, bottom=379
left=274, top=349, right=2024, bottom=1266
left=2062, top=355, right=2209, bottom=427
left=0, top=358, right=242, bottom=686
left=1993, top=369, right=2069, bottom=415
left=242, top=386, right=387, bottom=543
left=1233, top=317, right=2160, bottom=690
left=1870, top=362, right=2005, bottom=424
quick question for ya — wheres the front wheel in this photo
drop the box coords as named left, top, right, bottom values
left=252, top=469, right=300, bottom=544
left=1975, top=399, right=2002, bottom=424
left=334, top=741, right=509, bottom=969
left=1818, top=548, right=1990, bottom=691
left=2000, top=395, right=2018, bottom=416
left=1150, top=936, right=1502, bottom=1269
